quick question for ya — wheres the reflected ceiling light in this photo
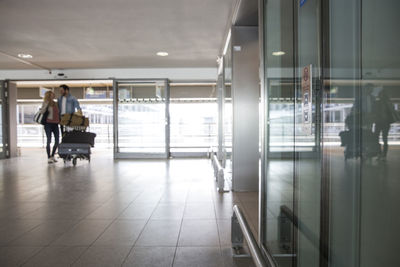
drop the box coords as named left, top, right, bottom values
left=18, top=53, right=33, bottom=59
left=272, top=51, right=285, bottom=56
left=156, top=51, right=169, bottom=57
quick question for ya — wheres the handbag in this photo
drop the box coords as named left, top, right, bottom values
left=34, top=107, right=49, bottom=125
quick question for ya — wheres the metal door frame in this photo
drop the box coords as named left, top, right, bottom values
left=0, top=80, right=9, bottom=159
left=113, top=78, right=170, bottom=159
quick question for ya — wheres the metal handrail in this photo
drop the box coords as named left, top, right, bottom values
left=212, top=153, right=226, bottom=192
left=233, top=205, right=277, bottom=267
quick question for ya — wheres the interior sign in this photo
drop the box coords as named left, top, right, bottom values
left=302, top=65, right=312, bottom=135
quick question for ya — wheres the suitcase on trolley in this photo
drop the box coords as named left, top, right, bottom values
left=339, top=129, right=380, bottom=160
left=62, top=131, right=96, bottom=147
left=58, top=143, right=91, bottom=166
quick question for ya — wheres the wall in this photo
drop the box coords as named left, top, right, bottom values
left=0, top=68, right=217, bottom=81
left=231, top=26, right=259, bottom=191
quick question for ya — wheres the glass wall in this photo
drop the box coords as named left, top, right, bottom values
left=170, top=101, right=217, bottom=154
left=169, top=84, right=218, bottom=154
left=16, top=101, right=113, bottom=148
left=261, top=0, right=400, bottom=266
left=115, top=80, right=168, bottom=157
left=262, top=1, right=296, bottom=267
left=327, top=0, right=400, bottom=266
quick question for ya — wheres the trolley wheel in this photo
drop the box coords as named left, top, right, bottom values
left=72, top=158, right=77, bottom=166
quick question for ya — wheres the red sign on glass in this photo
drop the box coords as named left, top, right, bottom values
left=302, top=65, right=312, bottom=135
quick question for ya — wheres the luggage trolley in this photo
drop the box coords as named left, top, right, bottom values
left=58, top=125, right=96, bottom=166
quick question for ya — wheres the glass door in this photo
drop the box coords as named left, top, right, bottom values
left=113, top=79, right=169, bottom=158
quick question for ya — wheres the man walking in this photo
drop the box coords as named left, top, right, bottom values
left=58, top=84, right=81, bottom=135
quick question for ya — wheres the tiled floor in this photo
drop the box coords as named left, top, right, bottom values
left=0, top=149, right=256, bottom=267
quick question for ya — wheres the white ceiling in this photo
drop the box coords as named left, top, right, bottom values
left=0, top=0, right=234, bottom=69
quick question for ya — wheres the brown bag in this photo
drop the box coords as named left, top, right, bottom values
left=60, top=113, right=89, bottom=127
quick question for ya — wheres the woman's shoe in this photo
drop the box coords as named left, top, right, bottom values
left=48, top=158, right=54, bottom=164
left=51, top=156, right=58, bottom=163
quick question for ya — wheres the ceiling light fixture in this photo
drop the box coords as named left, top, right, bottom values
left=156, top=51, right=169, bottom=57
left=17, top=53, right=33, bottom=59
left=272, top=51, right=285, bottom=56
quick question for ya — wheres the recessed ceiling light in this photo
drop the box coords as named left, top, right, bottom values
left=272, top=51, right=285, bottom=56
left=18, top=53, right=33, bottom=59
left=156, top=51, right=169, bottom=57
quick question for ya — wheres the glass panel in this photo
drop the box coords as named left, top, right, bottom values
left=359, top=0, right=400, bottom=266
left=170, top=101, right=217, bottom=153
left=0, top=82, right=3, bottom=155
left=224, top=41, right=233, bottom=171
left=17, top=103, right=45, bottom=147
left=295, top=0, right=322, bottom=266
left=169, top=85, right=218, bottom=153
left=262, top=0, right=295, bottom=266
left=16, top=102, right=113, bottom=148
left=325, top=1, right=361, bottom=266
left=116, top=81, right=167, bottom=155
left=326, top=0, right=400, bottom=266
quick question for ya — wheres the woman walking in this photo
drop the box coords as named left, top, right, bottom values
left=40, top=91, right=60, bottom=163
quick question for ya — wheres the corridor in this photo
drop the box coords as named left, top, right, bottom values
left=0, top=149, right=256, bottom=266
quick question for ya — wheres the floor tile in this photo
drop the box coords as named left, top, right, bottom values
left=173, top=247, right=223, bottom=267
left=184, top=203, right=216, bottom=219
left=0, top=153, right=259, bottom=267
left=73, top=246, right=131, bottom=267
left=93, top=219, right=146, bottom=246
left=0, top=246, right=42, bottom=267
left=221, top=247, right=255, bottom=267
left=136, top=220, right=181, bottom=247
left=107, top=191, right=142, bottom=204
left=123, top=247, right=175, bottom=267
left=52, top=219, right=112, bottom=246
left=151, top=204, right=185, bottom=220
left=23, top=246, right=87, bottom=267
left=10, top=220, right=78, bottom=246
left=178, top=220, right=219, bottom=247
left=118, top=203, right=157, bottom=220
left=217, top=220, right=231, bottom=247
left=22, top=203, right=101, bottom=220
left=0, top=220, right=43, bottom=245
left=85, top=201, right=131, bottom=219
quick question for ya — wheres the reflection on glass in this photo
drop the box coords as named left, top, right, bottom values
left=326, top=0, right=400, bottom=267
left=262, top=0, right=400, bottom=266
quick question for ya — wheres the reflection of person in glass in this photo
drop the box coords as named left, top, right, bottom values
left=342, top=85, right=379, bottom=160
left=374, top=88, right=398, bottom=160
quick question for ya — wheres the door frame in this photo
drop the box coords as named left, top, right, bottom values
left=0, top=80, right=9, bottom=159
left=113, top=78, right=170, bottom=159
